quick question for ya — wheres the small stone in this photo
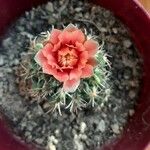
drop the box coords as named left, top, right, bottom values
left=48, top=142, right=56, bottom=150
left=112, top=28, right=118, bottom=34
left=2, top=37, right=11, bottom=48
left=109, top=20, right=115, bottom=26
left=54, top=129, right=60, bottom=135
left=123, top=39, right=132, bottom=48
left=129, top=109, right=135, bottom=116
left=75, top=7, right=82, bottom=12
left=129, top=90, right=136, bottom=99
left=0, top=72, right=4, bottom=77
left=109, top=37, right=119, bottom=43
left=79, top=134, right=87, bottom=140
left=111, top=124, right=120, bottom=134
left=12, top=117, right=18, bottom=122
left=97, top=120, right=106, bottom=132
left=25, top=131, right=31, bottom=137
left=9, top=82, right=15, bottom=93
left=27, top=125, right=33, bottom=131
left=46, top=2, right=54, bottom=12
left=85, top=13, right=90, bottom=19
left=124, top=68, right=132, bottom=79
left=27, top=135, right=32, bottom=140
left=103, top=11, right=110, bottom=18
left=77, top=13, right=83, bottom=18
left=35, top=138, right=43, bottom=144
left=48, top=18, right=56, bottom=24
left=21, top=122, right=26, bottom=129
left=74, top=134, right=84, bottom=150
left=94, top=135, right=101, bottom=143
left=0, top=55, right=4, bottom=66
left=100, top=27, right=107, bottom=33
left=100, top=102, right=104, bottom=108
left=80, top=122, right=87, bottom=133
left=9, top=54, right=14, bottom=60
left=48, top=135, right=58, bottom=145
left=13, top=59, right=19, bottom=65
left=0, top=82, right=3, bottom=98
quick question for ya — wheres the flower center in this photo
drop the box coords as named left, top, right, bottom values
left=58, top=47, right=78, bottom=68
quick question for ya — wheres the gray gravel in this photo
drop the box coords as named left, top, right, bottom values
left=0, top=0, right=142, bottom=150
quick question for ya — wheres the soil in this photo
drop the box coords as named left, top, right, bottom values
left=0, top=0, right=142, bottom=150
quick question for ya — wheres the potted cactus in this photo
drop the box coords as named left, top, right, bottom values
left=0, top=0, right=150, bottom=150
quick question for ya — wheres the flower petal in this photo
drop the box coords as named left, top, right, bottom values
left=34, top=50, right=47, bottom=66
left=64, top=24, right=77, bottom=32
left=78, top=51, right=89, bottom=69
left=87, top=57, right=98, bottom=67
left=47, top=54, right=56, bottom=62
left=58, top=30, right=85, bottom=44
left=53, top=71, right=69, bottom=82
left=70, top=68, right=82, bottom=80
left=50, top=29, right=62, bottom=44
left=42, top=43, right=53, bottom=57
left=42, top=62, right=57, bottom=75
left=76, top=42, right=85, bottom=51
left=81, top=64, right=93, bottom=78
left=58, top=31, right=72, bottom=44
left=47, top=54, right=60, bottom=68
left=52, top=42, right=61, bottom=52
left=71, top=30, right=85, bottom=44
left=84, top=39, right=99, bottom=56
left=63, top=79, right=80, bottom=93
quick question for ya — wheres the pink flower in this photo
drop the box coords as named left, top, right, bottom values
left=34, top=24, right=99, bottom=92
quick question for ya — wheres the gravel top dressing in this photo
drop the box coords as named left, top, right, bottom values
left=0, top=0, right=142, bottom=150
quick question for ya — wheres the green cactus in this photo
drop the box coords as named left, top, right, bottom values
left=16, top=29, right=111, bottom=115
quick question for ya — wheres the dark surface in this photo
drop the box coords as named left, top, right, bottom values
left=0, top=0, right=150, bottom=150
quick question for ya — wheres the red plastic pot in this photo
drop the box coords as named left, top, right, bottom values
left=0, top=0, right=150, bottom=150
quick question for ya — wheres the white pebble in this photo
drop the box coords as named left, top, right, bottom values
left=48, top=135, right=58, bottom=144
left=80, top=122, right=87, bottom=133
left=129, top=109, right=135, bottom=116
left=46, top=2, right=54, bottom=12
left=48, top=142, right=56, bottom=150
left=111, top=124, right=120, bottom=134
left=97, top=120, right=106, bottom=132
left=79, top=134, right=87, bottom=140
left=74, top=134, right=84, bottom=150
left=0, top=55, right=4, bottom=66
left=123, top=39, right=132, bottom=48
